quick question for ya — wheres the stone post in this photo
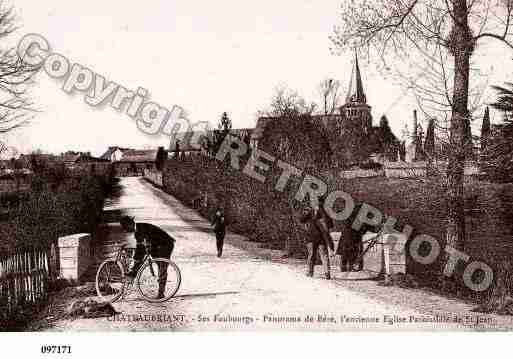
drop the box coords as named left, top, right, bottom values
left=329, top=232, right=341, bottom=268
left=57, top=233, right=91, bottom=281
left=362, top=232, right=407, bottom=277
left=382, top=233, right=407, bottom=276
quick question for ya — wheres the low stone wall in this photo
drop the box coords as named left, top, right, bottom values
left=57, top=233, right=91, bottom=281
left=384, top=161, right=481, bottom=178
left=144, top=169, right=163, bottom=187
left=340, top=169, right=383, bottom=179
left=384, top=161, right=427, bottom=178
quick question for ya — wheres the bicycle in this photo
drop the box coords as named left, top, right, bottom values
left=95, top=244, right=181, bottom=303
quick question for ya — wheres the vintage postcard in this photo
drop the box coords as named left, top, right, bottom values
left=2, top=0, right=513, bottom=338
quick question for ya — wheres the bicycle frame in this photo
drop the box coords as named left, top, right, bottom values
left=115, top=245, right=157, bottom=279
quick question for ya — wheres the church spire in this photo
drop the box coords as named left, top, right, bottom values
left=346, top=50, right=366, bottom=104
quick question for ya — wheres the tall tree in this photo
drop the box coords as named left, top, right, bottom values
left=258, top=85, right=328, bottom=254
left=213, top=112, right=233, bottom=154
left=218, top=111, right=232, bottom=133
left=260, top=85, right=327, bottom=166
left=263, top=84, right=316, bottom=118
left=0, top=4, right=38, bottom=134
left=380, top=115, right=396, bottom=143
left=481, top=106, right=491, bottom=153
left=373, top=115, right=399, bottom=161
left=379, top=115, right=390, bottom=130
left=317, top=78, right=342, bottom=116
left=480, top=118, right=513, bottom=182
left=415, top=122, right=425, bottom=160
left=481, top=83, right=513, bottom=182
left=331, top=0, right=513, bottom=253
left=424, top=117, right=436, bottom=159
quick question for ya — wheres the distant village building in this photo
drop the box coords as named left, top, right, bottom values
left=100, top=146, right=131, bottom=162
left=59, top=151, right=111, bottom=175
left=113, top=147, right=167, bottom=176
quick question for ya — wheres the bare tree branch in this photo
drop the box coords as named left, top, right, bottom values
left=0, top=4, right=39, bottom=134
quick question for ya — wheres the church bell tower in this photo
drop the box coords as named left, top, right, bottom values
left=339, top=51, right=372, bottom=135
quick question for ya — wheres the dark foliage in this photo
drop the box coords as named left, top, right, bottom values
left=481, top=121, right=513, bottom=182
left=211, top=112, right=233, bottom=155
left=424, top=118, right=436, bottom=158
left=258, top=114, right=332, bottom=173
left=0, top=166, right=111, bottom=253
left=482, top=84, right=513, bottom=182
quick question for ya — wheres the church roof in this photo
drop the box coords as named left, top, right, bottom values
left=346, top=51, right=366, bottom=104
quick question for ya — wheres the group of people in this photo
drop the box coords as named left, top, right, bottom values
left=119, top=199, right=367, bottom=290
left=299, top=198, right=367, bottom=280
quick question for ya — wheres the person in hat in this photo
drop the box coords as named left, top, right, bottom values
left=211, top=208, right=226, bottom=257
left=299, top=197, right=334, bottom=279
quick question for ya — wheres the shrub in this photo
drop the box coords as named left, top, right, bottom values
left=1, top=173, right=109, bottom=253
left=163, top=154, right=307, bottom=256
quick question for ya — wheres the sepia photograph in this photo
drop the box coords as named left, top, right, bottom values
left=2, top=1, right=513, bottom=348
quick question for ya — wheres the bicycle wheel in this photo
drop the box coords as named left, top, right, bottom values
left=136, top=258, right=181, bottom=303
left=95, top=259, right=125, bottom=303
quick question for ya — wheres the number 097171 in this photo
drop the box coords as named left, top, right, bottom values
left=41, top=346, right=72, bottom=354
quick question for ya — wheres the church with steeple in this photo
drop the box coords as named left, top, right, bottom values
left=328, top=52, right=400, bottom=166
left=252, top=52, right=401, bottom=167
left=340, top=51, right=372, bottom=135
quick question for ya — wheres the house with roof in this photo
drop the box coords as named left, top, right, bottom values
left=113, top=147, right=168, bottom=177
left=100, top=146, right=132, bottom=162
left=55, top=151, right=111, bottom=176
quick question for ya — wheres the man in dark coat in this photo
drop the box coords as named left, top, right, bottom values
left=336, top=220, right=356, bottom=272
left=120, top=216, right=175, bottom=298
left=337, top=204, right=378, bottom=272
left=211, top=208, right=226, bottom=257
left=300, top=199, right=334, bottom=280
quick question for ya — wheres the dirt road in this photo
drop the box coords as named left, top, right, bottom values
left=43, top=177, right=481, bottom=331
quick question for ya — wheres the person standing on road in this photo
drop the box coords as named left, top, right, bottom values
left=336, top=220, right=355, bottom=272
left=300, top=198, right=334, bottom=280
left=211, top=208, right=226, bottom=258
left=120, top=216, right=175, bottom=299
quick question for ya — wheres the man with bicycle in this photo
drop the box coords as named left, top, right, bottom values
left=120, top=216, right=176, bottom=299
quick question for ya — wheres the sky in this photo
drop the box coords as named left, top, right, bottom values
left=1, top=0, right=512, bottom=157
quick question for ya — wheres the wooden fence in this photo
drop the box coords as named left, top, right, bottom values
left=0, top=247, right=51, bottom=317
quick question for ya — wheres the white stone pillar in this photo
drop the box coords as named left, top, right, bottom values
left=382, top=233, right=408, bottom=275
left=57, top=233, right=91, bottom=280
left=329, top=232, right=341, bottom=268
